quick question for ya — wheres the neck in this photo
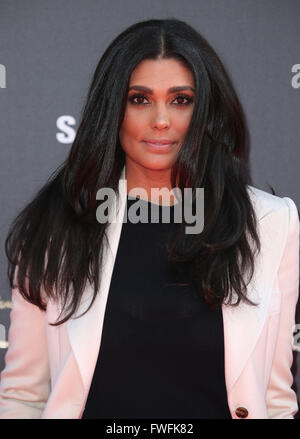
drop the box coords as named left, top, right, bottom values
left=125, top=160, right=178, bottom=206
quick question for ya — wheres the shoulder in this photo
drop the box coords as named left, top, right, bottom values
left=247, top=186, right=299, bottom=264
left=246, top=185, right=299, bottom=224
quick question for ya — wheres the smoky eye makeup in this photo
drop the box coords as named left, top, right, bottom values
left=128, top=93, right=194, bottom=106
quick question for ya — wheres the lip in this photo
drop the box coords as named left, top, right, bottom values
left=143, top=140, right=176, bottom=153
left=144, top=139, right=175, bottom=145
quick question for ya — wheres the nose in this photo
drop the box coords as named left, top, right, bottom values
left=153, top=120, right=169, bottom=130
left=152, top=106, right=170, bottom=129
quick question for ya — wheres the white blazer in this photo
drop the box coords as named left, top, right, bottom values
left=0, top=165, right=299, bottom=419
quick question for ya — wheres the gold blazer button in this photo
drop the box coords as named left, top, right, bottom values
left=235, top=407, right=248, bottom=418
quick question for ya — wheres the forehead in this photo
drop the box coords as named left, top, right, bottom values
left=129, top=58, right=194, bottom=89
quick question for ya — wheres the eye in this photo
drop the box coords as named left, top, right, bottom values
left=174, top=94, right=194, bottom=105
left=128, top=93, right=194, bottom=106
left=128, top=93, right=148, bottom=105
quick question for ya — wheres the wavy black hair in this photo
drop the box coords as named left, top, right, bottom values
left=5, top=18, right=267, bottom=326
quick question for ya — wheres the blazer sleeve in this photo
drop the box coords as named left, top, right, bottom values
left=0, top=287, right=51, bottom=418
left=266, top=196, right=300, bottom=419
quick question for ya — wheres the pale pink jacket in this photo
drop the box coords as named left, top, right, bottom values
left=0, top=165, right=299, bottom=419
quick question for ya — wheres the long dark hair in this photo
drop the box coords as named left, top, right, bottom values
left=5, top=18, right=264, bottom=326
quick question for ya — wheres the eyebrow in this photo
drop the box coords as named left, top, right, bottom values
left=128, top=85, right=195, bottom=94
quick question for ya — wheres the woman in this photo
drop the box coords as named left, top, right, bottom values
left=0, top=18, right=299, bottom=419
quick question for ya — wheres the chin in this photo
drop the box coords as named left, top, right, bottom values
left=140, top=159, right=174, bottom=171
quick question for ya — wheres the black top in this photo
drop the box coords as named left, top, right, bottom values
left=82, top=195, right=231, bottom=419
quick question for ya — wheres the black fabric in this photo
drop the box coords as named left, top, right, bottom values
left=82, top=196, right=232, bottom=419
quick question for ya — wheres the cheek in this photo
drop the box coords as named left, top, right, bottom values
left=120, top=111, right=147, bottom=139
left=173, top=111, right=192, bottom=132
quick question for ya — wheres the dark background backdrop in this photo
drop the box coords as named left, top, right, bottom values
left=0, top=0, right=299, bottom=416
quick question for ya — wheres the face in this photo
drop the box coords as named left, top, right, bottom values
left=119, top=58, right=195, bottom=173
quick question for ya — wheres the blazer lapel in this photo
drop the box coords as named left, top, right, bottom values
left=66, top=166, right=289, bottom=398
left=222, top=189, right=289, bottom=391
left=66, top=165, right=127, bottom=395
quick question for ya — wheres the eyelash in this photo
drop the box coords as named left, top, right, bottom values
left=128, top=93, right=194, bottom=106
